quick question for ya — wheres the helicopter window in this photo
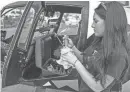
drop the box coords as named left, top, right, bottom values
left=1, top=7, right=25, bottom=44
left=57, top=13, right=81, bottom=36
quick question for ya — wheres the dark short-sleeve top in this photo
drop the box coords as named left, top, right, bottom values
left=79, top=44, right=127, bottom=92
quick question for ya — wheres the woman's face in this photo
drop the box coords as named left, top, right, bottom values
left=91, top=12, right=105, bottom=37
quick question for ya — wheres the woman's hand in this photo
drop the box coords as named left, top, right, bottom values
left=61, top=51, right=78, bottom=65
left=63, top=35, right=74, bottom=48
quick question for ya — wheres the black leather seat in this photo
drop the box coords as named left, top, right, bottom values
left=35, top=36, right=52, bottom=69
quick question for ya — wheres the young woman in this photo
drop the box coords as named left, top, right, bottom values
left=62, top=2, right=129, bottom=92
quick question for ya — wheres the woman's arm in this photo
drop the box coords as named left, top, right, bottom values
left=75, top=60, right=114, bottom=92
left=61, top=48, right=114, bottom=91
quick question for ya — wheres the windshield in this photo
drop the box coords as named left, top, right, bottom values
left=58, top=13, right=81, bottom=35
left=17, top=8, right=35, bottom=48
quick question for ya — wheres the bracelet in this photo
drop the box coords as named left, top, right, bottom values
left=73, top=59, right=78, bottom=66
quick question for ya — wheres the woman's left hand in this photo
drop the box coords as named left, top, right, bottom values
left=61, top=51, right=78, bottom=65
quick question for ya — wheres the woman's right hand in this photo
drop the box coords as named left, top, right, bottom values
left=63, top=35, right=74, bottom=48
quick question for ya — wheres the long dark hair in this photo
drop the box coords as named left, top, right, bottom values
left=93, top=1, right=128, bottom=87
